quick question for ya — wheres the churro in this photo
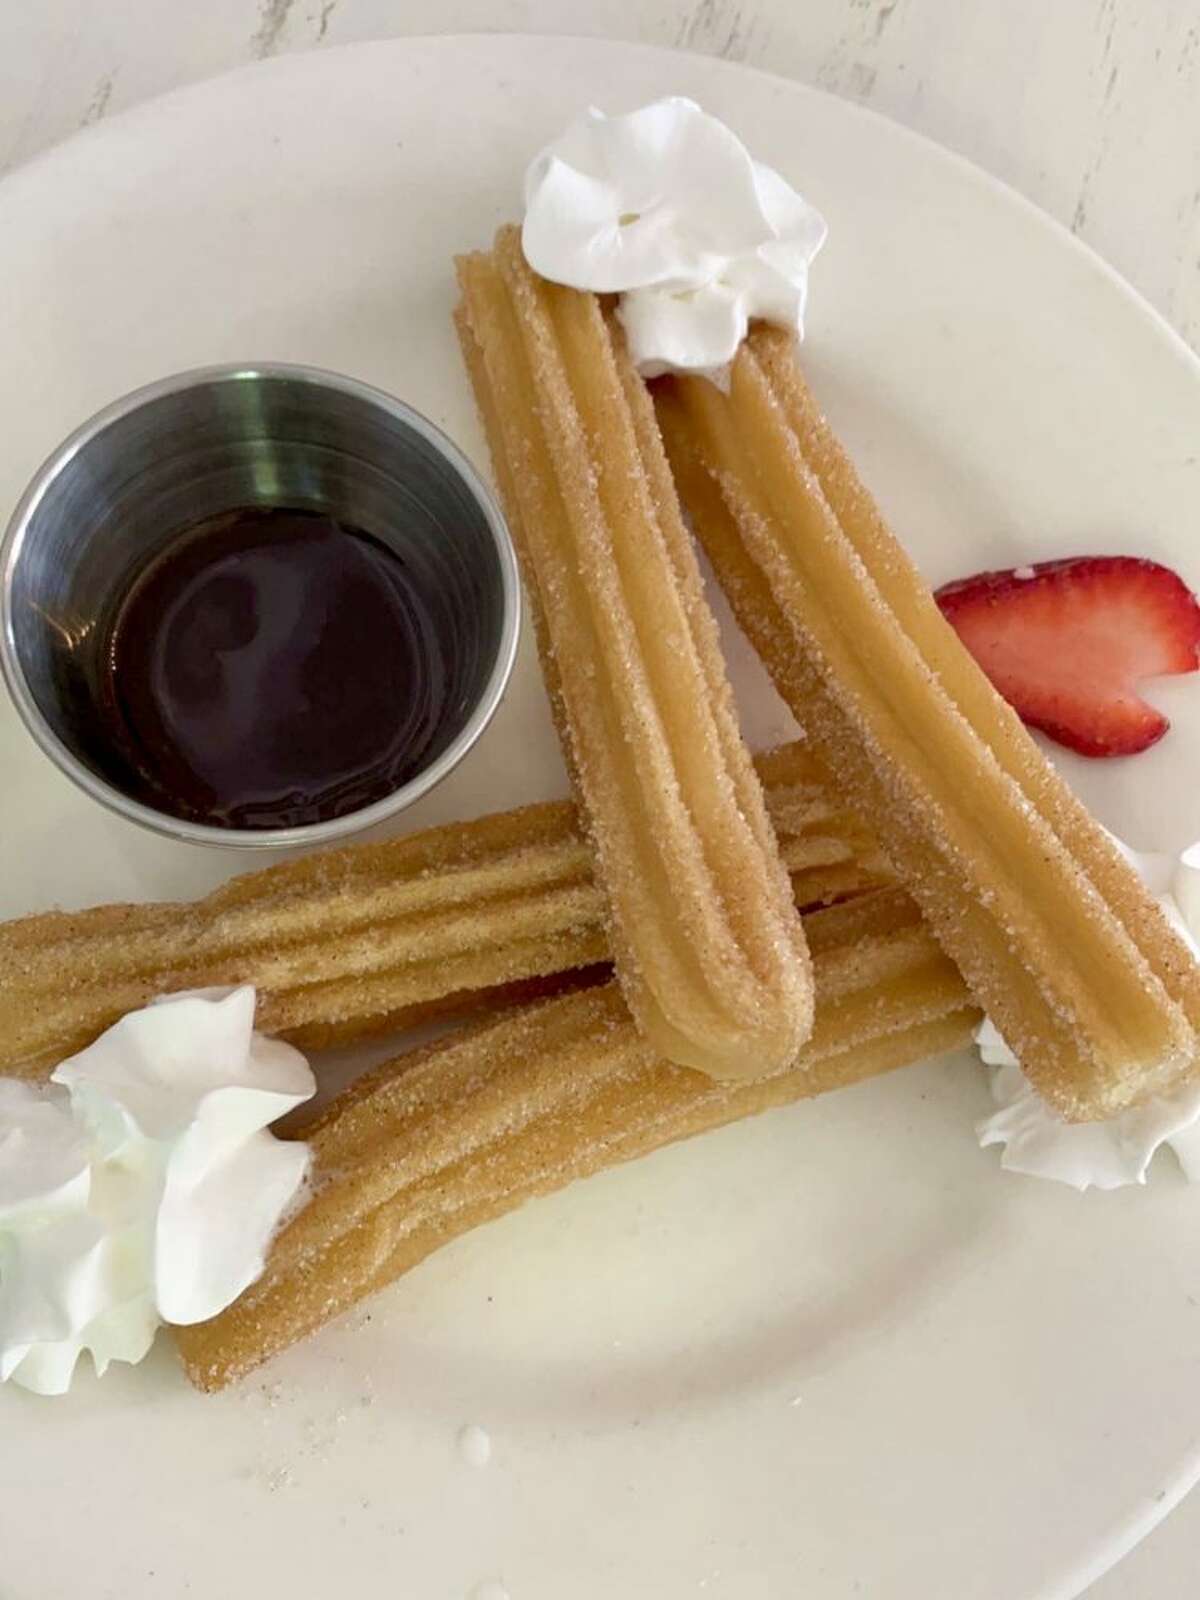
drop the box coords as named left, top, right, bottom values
left=654, top=328, right=1200, bottom=1119
left=0, top=742, right=887, bottom=1079
left=454, top=228, right=813, bottom=1080
left=175, top=887, right=979, bottom=1391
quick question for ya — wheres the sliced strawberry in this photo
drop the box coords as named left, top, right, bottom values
left=935, top=556, right=1200, bottom=757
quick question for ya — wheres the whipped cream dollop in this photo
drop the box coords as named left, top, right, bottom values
left=523, top=97, right=827, bottom=376
left=0, top=987, right=313, bottom=1395
left=977, top=839, right=1200, bottom=1190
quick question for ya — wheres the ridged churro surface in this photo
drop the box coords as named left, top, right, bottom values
left=175, top=888, right=978, bottom=1391
left=655, top=332, right=1200, bottom=1118
left=0, top=743, right=886, bottom=1078
left=455, top=229, right=813, bottom=1079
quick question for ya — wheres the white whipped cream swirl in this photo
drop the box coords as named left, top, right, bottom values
left=523, top=97, right=827, bottom=377
left=977, top=840, right=1200, bottom=1190
left=0, top=987, right=313, bottom=1395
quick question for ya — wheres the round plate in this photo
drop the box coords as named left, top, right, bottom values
left=2, top=36, right=1199, bottom=1600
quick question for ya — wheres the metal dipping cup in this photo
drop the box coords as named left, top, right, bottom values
left=0, top=364, right=520, bottom=849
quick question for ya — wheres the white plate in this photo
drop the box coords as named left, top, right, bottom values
left=2, top=36, right=1199, bottom=1600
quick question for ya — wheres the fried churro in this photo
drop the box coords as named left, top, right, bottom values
left=0, top=742, right=887, bottom=1079
left=454, top=228, right=813, bottom=1080
left=654, top=328, right=1200, bottom=1119
left=175, top=887, right=979, bottom=1391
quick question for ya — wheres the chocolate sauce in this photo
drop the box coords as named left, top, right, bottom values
left=101, top=507, right=449, bottom=829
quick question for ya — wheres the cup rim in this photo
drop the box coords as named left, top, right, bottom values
left=0, top=361, right=521, bottom=850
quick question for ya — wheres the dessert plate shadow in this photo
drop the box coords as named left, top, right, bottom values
left=1, top=35, right=1198, bottom=1600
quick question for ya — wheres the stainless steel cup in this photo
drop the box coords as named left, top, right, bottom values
left=0, top=364, right=520, bottom=848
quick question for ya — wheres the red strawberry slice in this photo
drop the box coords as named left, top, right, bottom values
left=935, top=556, right=1200, bottom=757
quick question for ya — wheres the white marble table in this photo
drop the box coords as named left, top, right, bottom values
left=0, top=3, right=1197, bottom=1594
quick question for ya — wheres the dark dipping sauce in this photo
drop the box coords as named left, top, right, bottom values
left=101, top=507, right=449, bottom=830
